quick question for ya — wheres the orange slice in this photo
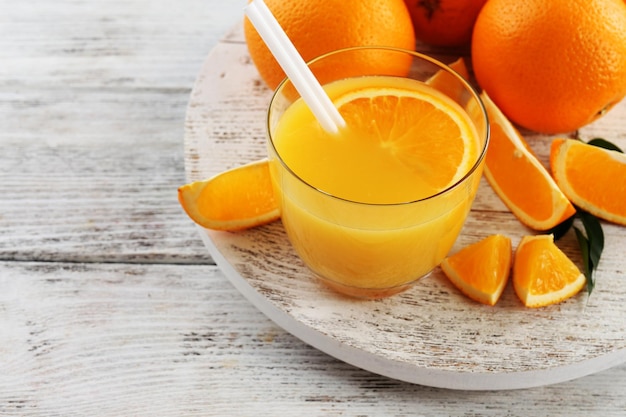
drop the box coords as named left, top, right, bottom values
left=481, top=92, right=576, bottom=230
left=425, top=57, right=470, bottom=105
left=440, top=234, right=512, bottom=306
left=550, top=138, right=626, bottom=226
left=513, top=234, right=585, bottom=308
left=178, top=159, right=280, bottom=231
left=333, top=83, right=479, bottom=194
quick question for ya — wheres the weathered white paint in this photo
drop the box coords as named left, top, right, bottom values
left=185, top=21, right=626, bottom=391
left=2, top=0, right=626, bottom=414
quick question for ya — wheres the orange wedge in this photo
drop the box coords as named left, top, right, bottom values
left=513, top=234, right=585, bottom=308
left=178, top=159, right=280, bottom=231
left=481, top=92, right=576, bottom=230
left=425, top=57, right=470, bottom=105
left=440, top=234, right=512, bottom=306
left=550, top=138, right=626, bottom=226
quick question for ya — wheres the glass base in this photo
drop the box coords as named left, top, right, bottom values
left=315, top=274, right=427, bottom=300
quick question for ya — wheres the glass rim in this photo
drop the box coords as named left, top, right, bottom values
left=266, top=45, right=490, bottom=207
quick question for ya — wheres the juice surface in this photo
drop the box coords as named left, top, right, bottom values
left=272, top=75, right=480, bottom=204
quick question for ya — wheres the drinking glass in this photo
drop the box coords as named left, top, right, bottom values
left=266, top=47, right=489, bottom=299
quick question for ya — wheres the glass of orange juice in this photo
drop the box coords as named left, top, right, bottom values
left=266, top=47, right=489, bottom=299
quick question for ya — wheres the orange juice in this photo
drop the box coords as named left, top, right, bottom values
left=267, top=51, right=488, bottom=298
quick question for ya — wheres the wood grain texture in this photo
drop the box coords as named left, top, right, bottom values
left=3, top=261, right=626, bottom=416
left=3, top=0, right=626, bottom=413
left=0, top=0, right=246, bottom=264
left=184, top=22, right=626, bottom=389
left=0, top=137, right=207, bottom=264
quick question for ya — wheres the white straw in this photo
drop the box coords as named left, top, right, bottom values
left=244, top=0, right=346, bottom=134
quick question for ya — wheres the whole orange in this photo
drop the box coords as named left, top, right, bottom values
left=471, top=0, right=626, bottom=134
left=244, top=0, right=416, bottom=90
left=404, top=0, right=487, bottom=47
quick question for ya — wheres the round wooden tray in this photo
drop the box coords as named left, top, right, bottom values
left=183, top=24, right=626, bottom=390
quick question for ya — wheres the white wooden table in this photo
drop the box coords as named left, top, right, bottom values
left=2, top=0, right=626, bottom=415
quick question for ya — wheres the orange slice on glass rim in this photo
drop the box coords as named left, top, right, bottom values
left=333, top=84, right=479, bottom=194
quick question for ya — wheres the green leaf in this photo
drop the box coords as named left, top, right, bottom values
left=573, top=226, right=594, bottom=294
left=578, top=209, right=604, bottom=270
left=571, top=209, right=604, bottom=296
left=548, top=215, right=575, bottom=240
left=587, top=138, right=624, bottom=153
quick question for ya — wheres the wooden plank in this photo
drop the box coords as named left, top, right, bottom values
left=0, top=0, right=248, bottom=88
left=0, top=134, right=208, bottom=264
left=0, top=86, right=212, bottom=263
left=0, top=0, right=247, bottom=264
left=2, top=261, right=626, bottom=416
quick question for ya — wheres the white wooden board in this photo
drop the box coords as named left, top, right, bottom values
left=183, top=23, right=626, bottom=390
